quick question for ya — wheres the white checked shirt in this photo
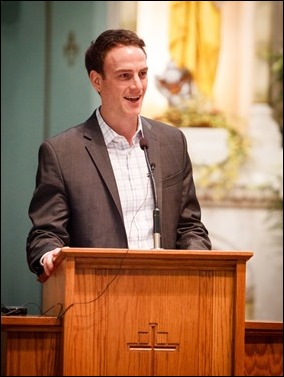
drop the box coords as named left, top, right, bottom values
left=96, top=108, right=154, bottom=249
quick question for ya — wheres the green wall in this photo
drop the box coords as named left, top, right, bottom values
left=1, top=1, right=107, bottom=314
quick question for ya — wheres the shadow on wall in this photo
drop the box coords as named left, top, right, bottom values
left=1, top=1, right=21, bottom=24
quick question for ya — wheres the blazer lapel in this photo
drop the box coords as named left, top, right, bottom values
left=83, top=114, right=124, bottom=219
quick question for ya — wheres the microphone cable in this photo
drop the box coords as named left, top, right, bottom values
left=139, top=137, right=161, bottom=249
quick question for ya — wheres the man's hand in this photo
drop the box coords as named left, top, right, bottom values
left=41, top=247, right=61, bottom=277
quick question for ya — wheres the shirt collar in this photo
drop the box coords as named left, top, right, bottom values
left=95, top=108, right=143, bottom=146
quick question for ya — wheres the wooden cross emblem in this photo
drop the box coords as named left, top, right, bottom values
left=128, top=322, right=179, bottom=374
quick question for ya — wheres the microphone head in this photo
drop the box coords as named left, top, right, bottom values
left=139, top=137, right=149, bottom=150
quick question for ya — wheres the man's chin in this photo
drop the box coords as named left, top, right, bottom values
left=126, top=107, right=141, bottom=117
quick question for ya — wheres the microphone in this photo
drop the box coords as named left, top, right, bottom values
left=139, top=137, right=161, bottom=249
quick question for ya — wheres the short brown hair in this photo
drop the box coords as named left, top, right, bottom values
left=85, top=29, right=147, bottom=77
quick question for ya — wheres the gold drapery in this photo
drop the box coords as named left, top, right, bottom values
left=169, top=1, right=221, bottom=98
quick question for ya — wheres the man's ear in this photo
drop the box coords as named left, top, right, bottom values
left=89, top=70, right=101, bottom=92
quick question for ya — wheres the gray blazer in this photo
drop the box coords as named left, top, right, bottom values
left=27, top=111, right=211, bottom=275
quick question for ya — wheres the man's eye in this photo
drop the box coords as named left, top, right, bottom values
left=140, top=71, right=148, bottom=78
left=120, top=73, right=130, bottom=79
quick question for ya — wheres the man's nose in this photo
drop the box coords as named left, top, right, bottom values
left=130, top=75, right=143, bottom=90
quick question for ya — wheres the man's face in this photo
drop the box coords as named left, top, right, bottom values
left=94, top=45, right=148, bottom=120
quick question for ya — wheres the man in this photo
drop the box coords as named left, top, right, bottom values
left=26, top=29, right=211, bottom=279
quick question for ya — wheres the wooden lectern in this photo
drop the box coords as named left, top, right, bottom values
left=42, top=247, right=253, bottom=376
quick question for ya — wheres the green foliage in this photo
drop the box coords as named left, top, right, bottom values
left=270, top=50, right=283, bottom=135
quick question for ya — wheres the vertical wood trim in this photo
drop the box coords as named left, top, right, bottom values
left=234, top=260, right=247, bottom=375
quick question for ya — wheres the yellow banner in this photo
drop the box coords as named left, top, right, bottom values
left=169, top=1, right=221, bottom=98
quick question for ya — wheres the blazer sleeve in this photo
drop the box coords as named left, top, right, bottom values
left=26, top=140, right=69, bottom=276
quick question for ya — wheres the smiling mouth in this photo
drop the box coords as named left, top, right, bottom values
left=125, top=96, right=141, bottom=102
